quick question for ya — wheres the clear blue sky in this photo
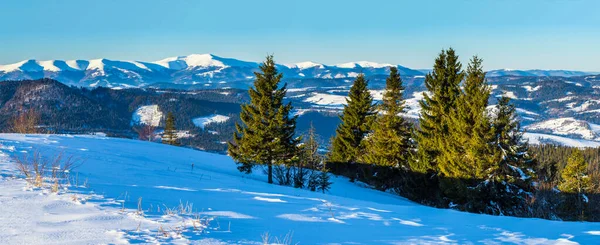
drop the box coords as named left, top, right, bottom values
left=1, top=0, right=599, bottom=71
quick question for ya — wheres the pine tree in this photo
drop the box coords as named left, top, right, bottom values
left=412, top=48, right=464, bottom=173
left=329, top=74, right=376, bottom=163
left=362, top=67, right=413, bottom=168
left=444, top=56, right=496, bottom=179
left=163, top=112, right=179, bottom=146
left=228, top=55, right=301, bottom=184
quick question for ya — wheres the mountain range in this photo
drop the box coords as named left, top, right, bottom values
left=1, top=54, right=597, bottom=89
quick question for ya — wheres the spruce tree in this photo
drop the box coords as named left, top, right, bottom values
left=317, top=164, right=332, bottom=193
left=444, top=56, right=496, bottom=179
left=328, top=74, right=376, bottom=163
left=228, top=55, right=300, bottom=184
left=483, top=96, right=536, bottom=215
left=163, top=112, right=179, bottom=146
left=362, top=67, right=413, bottom=168
left=412, top=48, right=463, bottom=173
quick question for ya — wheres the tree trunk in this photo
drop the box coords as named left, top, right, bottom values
left=268, top=163, right=273, bottom=184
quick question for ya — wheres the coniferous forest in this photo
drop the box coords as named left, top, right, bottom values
left=230, top=50, right=600, bottom=222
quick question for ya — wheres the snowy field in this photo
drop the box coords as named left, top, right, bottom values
left=1, top=134, right=600, bottom=244
left=193, top=115, right=231, bottom=129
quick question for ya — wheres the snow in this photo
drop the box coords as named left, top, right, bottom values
left=335, top=61, right=394, bottom=69
left=523, top=85, right=542, bottom=92
left=1, top=134, right=600, bottom=244
left=86, top=59, right=106, bottom=71
left=525, top=118, right=598, bottom=140
left=193, top=114, right=230, bottom=129
left=0, top=60, right=43, bottom=73
left=131, top=105, right=163, bottom=127
left=569, top=100, right=600, bottom=113
left=500, top=91, right=518, bottom=99
left=303, top=93, right=348, bottom=106
left=516, top=108, right=540, bottom=116
left=153, top=54, right=256, bottom=70
left=286, top=61, right=324, bottom=69
left=0, top=178, right=137, bottom=244
left=524, top=132, right=600, bottom=148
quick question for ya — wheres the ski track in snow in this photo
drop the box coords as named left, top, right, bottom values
left=1, top=134, right=600, bottom=244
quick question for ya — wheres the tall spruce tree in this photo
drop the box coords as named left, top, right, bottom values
left=328, top=74, right=376, bottom=163
left=481, top=96, right=536, bottom=215
left=228, top=55, right=300, bottom=184
left=362, top=67, right=413, bottom=168
left=412, top=48, right=464, bottom=173
left=444, top=56, right=496, bottom=179
left=163, top=112, right=179, bottom=146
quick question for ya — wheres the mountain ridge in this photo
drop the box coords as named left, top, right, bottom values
left=2, top=54, right=597, bottom=89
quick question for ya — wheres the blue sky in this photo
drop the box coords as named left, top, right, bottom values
left=1, top=0, right=599, bottom=70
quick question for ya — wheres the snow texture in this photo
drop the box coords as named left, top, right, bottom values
left=525, top=118, right=599, bottom=140
left=131, top=105, right=163, bottom=127
left=1, top=134, right=599, bottom=244
left=192, top=114, right=230, bottom=129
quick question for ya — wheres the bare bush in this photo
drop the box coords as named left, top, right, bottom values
left=134, top=124, right=157, bottom=141
left=11, top=108, right=41, bottom=134
left=262, top=231, right=297, bottom=245
left=14, top=151, right=82, bottom=190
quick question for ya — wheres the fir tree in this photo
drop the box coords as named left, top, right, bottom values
left=329, top=74, right=376, bottom=163
left=412, top=48, right=464, bottom=173
left=228, top=55, right=301, bottom=184
left=362, top=67, right=413, bottom=168
left=163, top=112, right=179, bottom=146
left=444, top=56, right=496, bottom=179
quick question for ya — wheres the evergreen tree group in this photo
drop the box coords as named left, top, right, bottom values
left=227, top=50, right=598, bottom=220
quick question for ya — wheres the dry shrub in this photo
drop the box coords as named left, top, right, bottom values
left=262, top=231, right=297, bottom=245
left=134, top=124, right=157, bottom=141
left=11, top=108, right=41, bottom=134
left=14, top=151, right=82, bottom=190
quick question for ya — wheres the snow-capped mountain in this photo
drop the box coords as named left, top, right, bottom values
left=2, top=54, right=596, bottom=89
left=487, top=69, right=596, bottom=77
left=0, top=54, right=424, bottom=89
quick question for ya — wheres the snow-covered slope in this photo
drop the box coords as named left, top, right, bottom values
left=1, top=134, right=599, bottom=244
left=525, top=117, right=599, bottom=141
left=192, top=114, right=230, bottom=129
left=524, top=132, right=600, bottom=148
left=131, top=105, right=163, bottom=126
left=487, top=69, right=595, bottom=77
